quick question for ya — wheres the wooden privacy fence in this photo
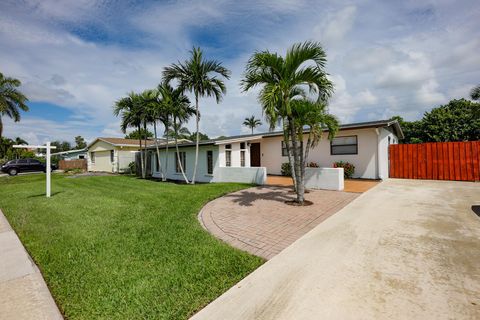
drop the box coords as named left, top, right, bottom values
left=58, top=159, right=87, bottom=170
left=389, top=141, right=480, bottom=181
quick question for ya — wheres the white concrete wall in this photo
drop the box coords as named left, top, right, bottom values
left=304, top=167, right=344, bottom=191
left=218, top=142, right=251, bottom=167
left=261, top=128, right=382, bottom=179
left=151, top=145, right=218, bottom=183
left=377, top=127, right=398, bottom=180
left=212, top=167, right=267, bottom=185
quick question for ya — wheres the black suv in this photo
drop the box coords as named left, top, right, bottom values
left=1, top=158, right=56, bottom=176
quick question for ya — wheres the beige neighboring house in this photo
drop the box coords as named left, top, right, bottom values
left=87, top=138, right=148, bottom=173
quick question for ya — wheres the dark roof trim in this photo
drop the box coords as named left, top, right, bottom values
left=146, top=119, right=404, bottom=150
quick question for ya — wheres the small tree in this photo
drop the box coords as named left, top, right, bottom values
left=125, top=128, right=153, bottom=140
left=243, top=115, right=262, bottom=134
left=74, top=136, right=87, bottom=149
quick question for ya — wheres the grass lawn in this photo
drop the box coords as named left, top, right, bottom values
left=0, top=174, right=264, bottom=319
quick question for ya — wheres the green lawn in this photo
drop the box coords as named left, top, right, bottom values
left=0, top=174, right=264, bottom=319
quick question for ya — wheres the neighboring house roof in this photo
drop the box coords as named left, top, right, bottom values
left=146, top=119, right=404, bottom=150
left=87, top=137, right=167, bottom=149
left=51, top=148, right=87, bottom=156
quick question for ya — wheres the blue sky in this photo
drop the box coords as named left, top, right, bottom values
left=1, top=0, right=479, bottom=145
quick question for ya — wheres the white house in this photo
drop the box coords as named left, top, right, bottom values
left=148, top=120, right=403, bottom=184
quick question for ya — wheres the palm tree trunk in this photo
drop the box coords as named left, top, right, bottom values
left=191, top=93, right=200, bottom=184
left=163, top=118, right=169, bottom=181
left=153, top=121, right=163, bottom=180
left=142, top=122, right=147, bottom=178
left=0, top=116, right=3, bottom=139
left=174, top=118, right=189, bottom=183
left=251, top=127, right=253, bottom=135
left=138, top=125, right=144, bottom=178
left=283, top=118, right=297, bottom=192
left=302, top=131, right=313, bottom=184
left=289, top=119, right=304, bottom=203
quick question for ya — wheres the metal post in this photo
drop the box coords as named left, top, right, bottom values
left=46, top=141, right=51, bottom=197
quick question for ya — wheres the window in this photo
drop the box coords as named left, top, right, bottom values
left=110, top=150, right=114, bottom=163
left=175, top=152, right=186, bottom=173
left=281, top=141, right=302, bottom=156
left=225, top=144, right=232, bottom=167
left=207, top=150, right=213, bottom=174
left=240, top=142, right=246, bottom=150
left=18, top=159, right=28, bottom=164
left=331, top=136, right=358, bottom=155
left=79, top=155, right=85, bottom=159
left=30, top=159, right=41, bottom=164
left=240, top=150, right=245, bottom=167
left=225, top=150, right=231, bottom=167
left=91, top=152, right=95, bottom=163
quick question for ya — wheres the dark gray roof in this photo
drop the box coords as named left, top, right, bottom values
left=146, top=119, right=403, bottom=150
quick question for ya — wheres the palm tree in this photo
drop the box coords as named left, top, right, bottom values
left=140, top=89, right=164, bottom=179
left=165, top=123, right=191, bottom=140
left=0, top=72, right=29, bottom=138
left=471, top=85, right=480, bottom=100
left=163, top=47, right=230, bottom=184
left=241, top=41, right=334, bottom=204
left=113, top=92, right=146, bottom=178
left=292, top=99, right=339, bottom=183
left=158, top=82, right=195, bottom=183
left=243, top=115, right=262, bottom=134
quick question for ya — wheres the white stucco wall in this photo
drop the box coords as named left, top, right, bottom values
left=212, top=167, right=267, bottom=185
left=217, top=141, right=251, bottom=168
left=151, top=145, right=218, bottom=183
left=304, top=167, right=344, bottom=190
left=377, top=127, right=398, bottom=180
left=260, top=128, right=392, bottom=179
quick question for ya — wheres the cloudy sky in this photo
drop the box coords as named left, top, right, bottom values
left=1, top=0, right=479, bottom=144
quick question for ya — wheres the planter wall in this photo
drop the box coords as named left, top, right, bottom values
left=304, top=167, right=344, bottom=191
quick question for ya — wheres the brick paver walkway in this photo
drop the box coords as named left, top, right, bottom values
left=199, top=186, right=360, bottom=259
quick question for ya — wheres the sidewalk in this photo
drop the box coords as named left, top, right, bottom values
left=0, top=210, right=63, bottom=320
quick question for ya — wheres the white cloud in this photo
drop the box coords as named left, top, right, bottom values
left=315, top=6, right=357, bottom=46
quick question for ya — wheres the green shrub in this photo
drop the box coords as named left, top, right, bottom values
left=307, top=161, right=319, bottom=167
left=333, top=161, right=355, bottom=178
left=281, top=162, right=292, bottom=177
left=64, top=168, right=84, bottom=175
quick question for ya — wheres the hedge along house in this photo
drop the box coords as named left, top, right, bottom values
left=147, top=120, right=403, bottom=184
left=87, top=138, right=160, bottom=173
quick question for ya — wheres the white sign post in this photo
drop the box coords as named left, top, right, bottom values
left=13, top=142, right=57, bottom=198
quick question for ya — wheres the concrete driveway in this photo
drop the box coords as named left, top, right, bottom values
left=192, top=179, right=480, bottom=319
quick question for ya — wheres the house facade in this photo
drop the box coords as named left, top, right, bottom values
left=87, top=138, right=145, bottom=173
left=148, top=120, right=403, bottom=183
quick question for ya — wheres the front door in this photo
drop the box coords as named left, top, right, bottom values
left=250, top=143, right=261, bottom=167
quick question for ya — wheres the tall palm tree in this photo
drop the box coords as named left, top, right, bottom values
left=139, top=89, right=163, bottom=179
left=243, top=115, right=262, bottom=134
left=163, top=47, right=230, bottom=184
left=158, top=82, right=195, bottom=183
left=0, top=72, right=29, bottom=138
left=113, top=92, right=146, bottom=178
left=241, top=41, right=334, bottom=204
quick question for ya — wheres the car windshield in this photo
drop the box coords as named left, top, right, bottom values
left=6, top=160, right=16, bottom=164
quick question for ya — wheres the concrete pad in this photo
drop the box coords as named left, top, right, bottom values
left=0, top=209, right=63, bottom=320
left=191, top=179, right=480, bottom=320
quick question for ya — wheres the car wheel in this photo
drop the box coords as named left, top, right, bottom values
left=8, top=168, right=18, bottom=176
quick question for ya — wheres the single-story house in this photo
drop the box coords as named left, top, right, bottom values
left=51, top=148, right=87, bottom=160
left=87, top=138, right=160, bottom=173
left=146, top=119, right=403, bottom=183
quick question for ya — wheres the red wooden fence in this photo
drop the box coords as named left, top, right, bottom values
left=389, top=141, right=480, bottom=181
left=58, top=159, right=87, bottom=170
